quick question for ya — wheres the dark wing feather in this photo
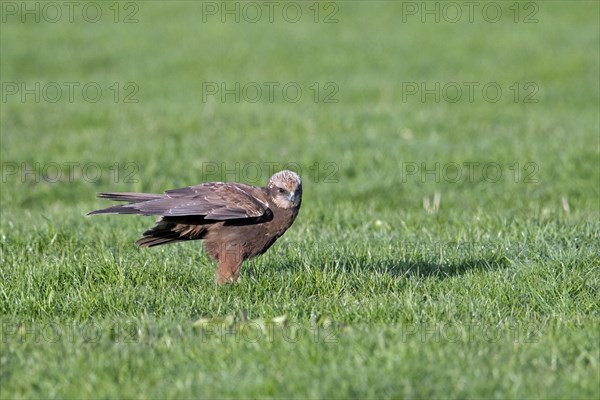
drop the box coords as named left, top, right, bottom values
left=97, top=192, right=162, bottom=203
left=156, top=183, right=268, bottom=219
left=89, top=182, right=269, bottom=220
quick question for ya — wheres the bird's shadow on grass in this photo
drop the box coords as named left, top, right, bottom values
left=267, top=253, right=510, bottom=280
left=364, top=256, right=510, bottom=279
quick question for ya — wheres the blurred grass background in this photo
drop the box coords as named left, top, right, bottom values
left=1, top=1, right=599, bottom=398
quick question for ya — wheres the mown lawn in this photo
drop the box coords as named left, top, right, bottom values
left=1, top=1, right=599, bottom=398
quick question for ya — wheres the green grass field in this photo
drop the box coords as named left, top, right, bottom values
left=1, top=1, right=599, bottom=398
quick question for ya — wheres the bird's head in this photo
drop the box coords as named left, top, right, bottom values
left=267, top=170, right=302, bottom=209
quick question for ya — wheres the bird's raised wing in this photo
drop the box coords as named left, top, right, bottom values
left=90, top=183, right=270, bottom=220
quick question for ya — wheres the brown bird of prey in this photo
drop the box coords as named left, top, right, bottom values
left=88, top=170, right=302, bottom=284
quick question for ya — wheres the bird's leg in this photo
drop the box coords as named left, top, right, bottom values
left=215, top=259, right=243, bottom=284
left=215, top=243, right=244, bottom=285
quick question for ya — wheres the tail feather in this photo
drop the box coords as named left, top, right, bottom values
left=135, top=219, right=207, bottom=248
left=97, top=192, right=162, bottom=202
left=88, top=191, right=209, bottom=248
left=87, top=192, right=163, bottom=216
left=87, top=204, right=142, bottom=215
left=136, top=236, right=183, bottom=248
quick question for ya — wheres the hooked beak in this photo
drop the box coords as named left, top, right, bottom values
left=289, top=191, right=297, bottom=204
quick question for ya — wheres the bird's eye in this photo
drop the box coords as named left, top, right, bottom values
left=277, top=188, right=286, bottom=194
